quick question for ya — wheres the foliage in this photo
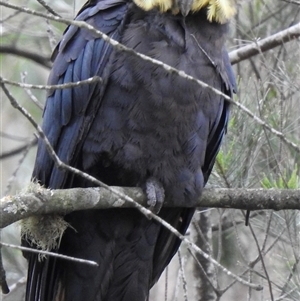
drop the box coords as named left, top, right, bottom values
left=261, top=165, right=299, bottom=189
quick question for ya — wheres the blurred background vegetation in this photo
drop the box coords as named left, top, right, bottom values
left=1, top=0, right=299, bottom=300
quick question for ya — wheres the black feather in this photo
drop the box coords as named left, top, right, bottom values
left=24, top=1, right=235, bottom=301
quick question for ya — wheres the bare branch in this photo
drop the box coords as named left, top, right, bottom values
left=247, top=220, right=275, bottom=300
left=0, top=1, right=300, bottom=153
left=229, top=99, right=300, bottom=153
left=0, top=138, right=37, bottom=160
left=21, top=72, right=44, bottom=110
left=0, top=0, right=299, bottom=296
left=1, top=183, right=299, bottom=229
left=281, top=0, right=300, bottom=5
left=229, top=22, right=300, bottom=65
left=1, top=2, right=300, bottom=154
left=2, top=276, right=26, bottom=297
left=0, top=242, right=98, bottom=267
left=0, top=74, right=294, bottom=292
left=0, top=2, right=234, bottom=100
left=36, top=0, right=61, bottom=17
left=0, top=46, right=51, bottom=69
left=1, top=76, right=102, bottom=91
left=0, top=245, right=9, bottom=294
left=177, top=250, right=188, bottom=301
left=3, top=138, right=34, bottom=196
left=0, top=131, right=30, bottom=142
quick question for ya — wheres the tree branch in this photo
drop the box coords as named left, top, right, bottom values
left=36, top=0, right=61, bottom=17
left=1, top=2, right=298, bottom=297
left=1, top=76, right=102, bottom=91
left=1, top=183, right=299, bottom=229
left=0, top=138, right=37, bottom=160
left=1, top=1, right=299, bottom=155
left=0, top=46, right=51, bottom=69
left=0, top=242, right=98, bottom=267
left=229, top=22, right=300, bottom=65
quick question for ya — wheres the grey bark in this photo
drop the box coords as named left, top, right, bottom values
left=1, top=183, right=299, bottom=229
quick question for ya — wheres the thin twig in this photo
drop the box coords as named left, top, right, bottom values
left=0, top=244, right=9, bottom=294
left=37, top=0, right=61, bottom=17
left=3, top=137, right=33, bottom=196
left=0, top=131, right=30, bottom=142
left=1, top=1, right=299, bottom=154
left=0, top=242, right=98, bottom=266
left=0, top=78, right=263, bottom=290
left=247, top=218, right=274, bottom=300
left=164, top=267, right=168, bottom=301
left=188, top=248, right=219, bottom=296
left=0, top=138, right=37, bottom=160
left=281, top=0, right=300, bottom=5
left=21, top=72, right=44, bottom=110
left=0, top=8, right=21, bottom=23
left=178, top=250, right=188, bottom=301
left=0, top=46, right=51, bottom=68
left=1, top=76, right=102, bottom=91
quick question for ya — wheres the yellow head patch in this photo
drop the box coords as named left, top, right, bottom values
left=193, top=0, right=237, bottom=23
left=133, top=0, right=238, bottom=23
left=133, top=0, right=173, bottom=12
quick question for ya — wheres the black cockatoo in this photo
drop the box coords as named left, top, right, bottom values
left=23, top=0, right=237, bottom=300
